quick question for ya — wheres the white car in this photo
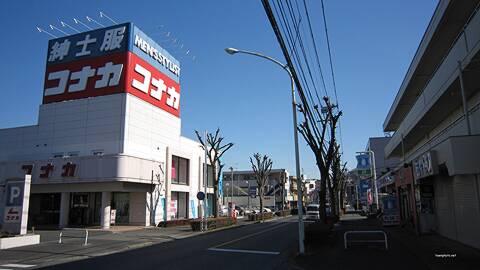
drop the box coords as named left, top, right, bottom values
left=305, top=204, right=320, bottom=220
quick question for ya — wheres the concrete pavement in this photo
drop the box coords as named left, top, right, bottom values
left=0, top=215, right=295, bottom=269
left=294, top=214, right=480, bottom=270
left=40, top=216, right=299, bottom=270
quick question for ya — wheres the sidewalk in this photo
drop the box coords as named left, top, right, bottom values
left=0, top=225, right=206, bottom=268
left=293, top=214, right=480, bottom=270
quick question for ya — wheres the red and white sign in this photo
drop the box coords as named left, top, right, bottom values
left=43, top=52, right=127, bottom=104
left=43, top=52, right=180, bottom=118
left=125, top=52, right=180, bottom=117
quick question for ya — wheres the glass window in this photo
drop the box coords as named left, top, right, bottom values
left=203, top=164, right=214, bottom=187
left=172, top=156, right=189, bottom=185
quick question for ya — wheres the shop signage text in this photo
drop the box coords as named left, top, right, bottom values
left=413, top=151, right=437, bottom=180
left=21, top=162, right=77, bottom=179
left=46, top=24, right=129, bottom=66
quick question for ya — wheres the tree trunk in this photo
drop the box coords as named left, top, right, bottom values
left=212, top=164, right=219, bottom=218
left=319, top=168, right=328, bottom=223
left=339, top=188, right=345, bottom=214
left=328, top=179, right=337, bottom=218
left=213, top=184, right=219, bottom=218
left=260, top=195, right=264, bottom=222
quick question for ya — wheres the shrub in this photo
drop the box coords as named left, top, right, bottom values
left=247, top=212, right=274, bottom=221
left=190, top=217, right=237, bottom=231
left=275, top=210, right=290, bottom=217
left=157, top=219, right=192, bottom=228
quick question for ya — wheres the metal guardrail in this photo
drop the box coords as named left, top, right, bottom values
left=58, top=229, right=89, bottom=246
left=344, top=230, right=388, bottom=250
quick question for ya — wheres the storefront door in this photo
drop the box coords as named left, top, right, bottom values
left=28, top=193, right=60, bottom=228
left=112, top=192, right=130, bottom=224
left=69, top=192, right=101, bottom=226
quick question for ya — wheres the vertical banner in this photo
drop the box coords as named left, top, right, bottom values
left=190, top=200, right=196, bottom=219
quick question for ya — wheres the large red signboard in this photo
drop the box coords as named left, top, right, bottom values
left=43, top=52, right=127, bottom=104
left=43, top=52, right=181, bottom=117
left=43, top=23, right=181, bottom=118
left=125, top=52, right=180, bottom=117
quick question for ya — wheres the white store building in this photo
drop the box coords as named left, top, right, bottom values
left=0, top=23, right=213, bottom=229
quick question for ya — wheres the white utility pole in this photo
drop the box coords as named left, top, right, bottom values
left=204, top=130, right=208, bottom=231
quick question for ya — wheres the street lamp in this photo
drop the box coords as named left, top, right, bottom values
left=225, top=47, right=305, bottom=254
left=356, top=150, right=379, bottom=210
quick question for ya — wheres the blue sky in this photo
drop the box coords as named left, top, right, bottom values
left=0, top=0, right=438, bottom=178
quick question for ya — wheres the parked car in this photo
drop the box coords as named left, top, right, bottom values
left=251, top=207, right=261, bottom=214
left=305, top=204, right=320, bottom=220
left=220, top=205, right=228, bottom=216
left=235, top=205, right=245, bottom=216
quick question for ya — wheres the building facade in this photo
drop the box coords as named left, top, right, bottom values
left=0, top=23, right=213, bottom=230
left=222, top=169, right=290, bottom=210
left=383, top=0, right=480, bottom=249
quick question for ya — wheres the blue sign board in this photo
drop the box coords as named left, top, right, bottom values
left=5, top=182, right=24, bottom=207
left=46, top=23, right=131, bottom=66
left=46, top=22, right=180, bottom=83
left=356, top=154, right=371, bottom=169
left=132, top=26, right=181, bottom=83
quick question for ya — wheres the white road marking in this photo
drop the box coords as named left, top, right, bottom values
left=2, top=264, right=35, bottom=268
left=208, top=248, right=280, bottom=255
left=0, top=268, right=13, bottom=270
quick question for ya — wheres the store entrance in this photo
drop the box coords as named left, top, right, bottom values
left=69, top=192, right=101, bottom=227
left=112, top=192, right=130, bottom=224
left=28, top=193, right=61, bottom=229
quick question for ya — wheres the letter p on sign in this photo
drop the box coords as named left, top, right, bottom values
left=6, top=182, right=24, bottom=207
left=9, top=187, right=21, bottom=204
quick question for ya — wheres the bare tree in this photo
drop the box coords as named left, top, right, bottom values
left=329, top=145, right=347, bottom=217
left=147, top=163, right=165, bottom=226
left=298, top=96, right=342, bottom=223
left=195, top=128, right=234, bottom=217
left=250, top=153, right=273, bottom=222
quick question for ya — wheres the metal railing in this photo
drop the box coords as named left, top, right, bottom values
left=344, top=230, right=388, bottom=250
left=58, top=229, right=89, bottom=246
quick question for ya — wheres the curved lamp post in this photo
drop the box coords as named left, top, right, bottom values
left=225, top=47, right=305, bottom=254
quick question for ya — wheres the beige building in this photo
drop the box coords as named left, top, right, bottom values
left=383, top=0, right=480, bottom=249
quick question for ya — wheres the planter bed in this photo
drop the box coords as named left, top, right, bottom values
left=190, top=217, right=237, bottom=231
left=247, top=212, right=274, bottom=221
left=157, top=219, right=193, bottom=227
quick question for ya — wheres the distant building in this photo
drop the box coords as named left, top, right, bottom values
left=221, top=169, right=290, bottom=210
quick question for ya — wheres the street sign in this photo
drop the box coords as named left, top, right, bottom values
left=2, top=175, right=31, bottom=235
left=356, top=154, right=370, bottom=169
left=196, top=191, right=205, bottom=200
left=248, top=186, right=257, bottom=198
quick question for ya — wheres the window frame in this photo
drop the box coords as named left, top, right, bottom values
left=172, top=155, right=190, bottom=185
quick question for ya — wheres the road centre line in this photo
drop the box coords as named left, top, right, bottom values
left=212, top=221, right=291, bottom=249
left=208, top=248, right=280, bottom=255
left=2, top=264, right=36, bottom=268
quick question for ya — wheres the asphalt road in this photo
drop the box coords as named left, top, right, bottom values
left=41, top=216, right=300, bottom=270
